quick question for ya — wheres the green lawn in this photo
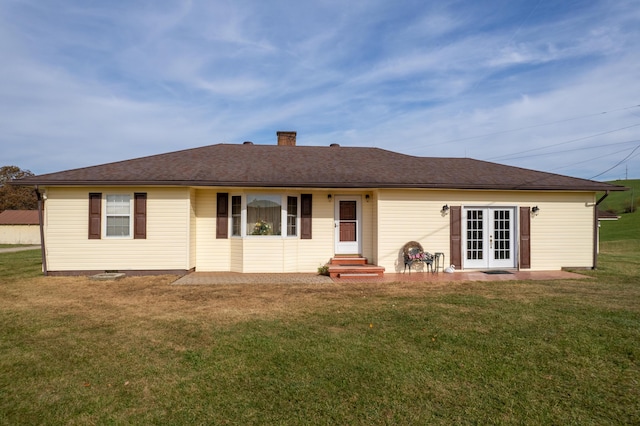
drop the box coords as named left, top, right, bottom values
left=1, top=246, right=639, bottom=424
left=599, top=179, right=639, bottom=214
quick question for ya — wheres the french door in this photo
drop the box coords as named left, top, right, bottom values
left=464, top=207, right=516, bottom=269
left=334, top=196, right=361, bottom=254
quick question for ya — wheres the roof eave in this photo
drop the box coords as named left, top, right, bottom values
left=11, top=179, right=629, bottom=192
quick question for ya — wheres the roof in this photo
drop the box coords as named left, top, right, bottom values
left=597, top=209, right=621, bottom=220
left=0, top=210, right=39, bottom=225
left=12, top=143, right=628, bottom=192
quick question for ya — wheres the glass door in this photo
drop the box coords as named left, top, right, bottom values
left=464, top=207, right=515, bottom=269
left=334, top=196, right=361, bottom=254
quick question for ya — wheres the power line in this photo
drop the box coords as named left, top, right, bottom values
left=590, top=145, right=640, bottom=179
left=444, top=104, right=640, bottom=145
left=487, top=123, right=640, bottom=161
left=491, top=139, right=640, bottom=161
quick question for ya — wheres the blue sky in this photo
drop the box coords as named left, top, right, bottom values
left=1, top=0, right=639, bottom=180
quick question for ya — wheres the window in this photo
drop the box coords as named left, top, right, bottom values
left=231, top=195, right=242, bottom=236
left=106, top=194, right=131, bottom=237
left=88, top=192, right=146, bottom=239
left=247, top=194, right=281, bottom=236
left=220, top=194, right=312, bottom=238
left=287, top=196, right=298, bottom=236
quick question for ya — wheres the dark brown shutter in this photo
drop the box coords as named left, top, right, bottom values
left=134, top=193, right=147, bottom=239
left=450, top=206, right=462, bottom=269
left=519, top=206, right=531, bottom=269
left=300, top=194, right=312, bottom=239
left=88, top=193, right=102, bottom=239
left=216, top=193, right=229, bottom=239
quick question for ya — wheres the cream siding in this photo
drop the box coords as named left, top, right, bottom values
left=193, top=189, right=334, bottom=272
left=377, top=189, right=451, bottom=273
left=528, top=195, right=595, bottom=270
left=300, top=192, right=335, bottom=270
left=41, top=185, right=598, bottom=274
left=194, top=189, right=229, bottom=271
left=189, top=189, right=197, bottom=270
left=44, top=187, right=191, bottom=272
left=0, top=225, right=40, bottom=244
left=376, top=189, right=596, bottom=272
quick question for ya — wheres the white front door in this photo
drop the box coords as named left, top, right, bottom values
left=464, top=207, right=516, bottom=269
left=334, top=196, right=361, bottom=254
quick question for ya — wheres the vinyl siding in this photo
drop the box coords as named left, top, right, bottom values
left=0, top=225, right=40, bottom=245
left=529, top=195, right=595, bottom=270
left=42, top=185, right=596, bottom=274
left=189, top=189, right=197, bottom=270
left=193, top=189, right=334, bottom=272
left=44, top=187, right=191, bottom=272
left=194, top=189, right=229, bottom=271
left=376, top=189, right=596, bottom=272
left=377, top=189, right=451, bottom=273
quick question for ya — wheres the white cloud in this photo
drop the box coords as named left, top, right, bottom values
left=1, top=0, right=639, bottom=180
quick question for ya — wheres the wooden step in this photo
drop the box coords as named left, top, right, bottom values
left=328, top=264, right=385, bottom=279
left=329, top=256, right=368, bottom=266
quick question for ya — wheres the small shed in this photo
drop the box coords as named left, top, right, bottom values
left=0, top=210, right=41, bottom=244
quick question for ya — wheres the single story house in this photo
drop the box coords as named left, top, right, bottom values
left=13, top=131, right=627, bottom=276
left=596, top=209, right=621, bottom=254
left=0, top=210, right=41, bottom=245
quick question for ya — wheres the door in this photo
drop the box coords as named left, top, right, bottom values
left=334, top=196, right=361, bottom=254
left=464, top=207, right=516, bottom=269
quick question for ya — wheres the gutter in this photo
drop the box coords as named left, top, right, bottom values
left=34, top=186, right=48, bottom=276
left=593, top=191, right=610, bottom=270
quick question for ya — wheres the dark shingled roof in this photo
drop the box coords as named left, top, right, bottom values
left=13, top=143, right=627, bottom=192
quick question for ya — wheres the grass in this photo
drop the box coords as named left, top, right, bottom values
left=599, top=211, right=640, bottom=243
left=1, top=249, right=639, bottom=424
left=599, top=179, right=639, bottom=214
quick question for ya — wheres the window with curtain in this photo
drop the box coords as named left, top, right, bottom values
left=247, top=195, right=282, bottom=236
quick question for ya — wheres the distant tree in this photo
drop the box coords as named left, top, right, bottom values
left=0, top=166, right=38, bottom=212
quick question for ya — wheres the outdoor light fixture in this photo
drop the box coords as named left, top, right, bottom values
left=441, top=204, right=450, bottom=215
left=365, top=194, right=370, bottom=202
left=532, top=206, right=540, bottom=215
left=328, top=194, right=332, bottom=201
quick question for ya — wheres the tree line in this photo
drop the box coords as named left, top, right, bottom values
left=0, top=166, right=38, bottom=212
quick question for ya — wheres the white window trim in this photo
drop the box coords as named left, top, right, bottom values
left=103, top=193, right=133, bottom=239
left=286, top=195, right=300, bottom=238
left=231, top=194, right=243, bottom=238
left=231, top=193, right=301, bottom=239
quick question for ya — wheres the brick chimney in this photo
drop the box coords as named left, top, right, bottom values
left=277, top=131, right=297, bottom=146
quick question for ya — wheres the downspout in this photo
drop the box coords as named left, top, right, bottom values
left=593, top=191, right=609, bottom=270
left=35, top=186, right=48, bottom=276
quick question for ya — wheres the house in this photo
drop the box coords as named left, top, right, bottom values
left=12, top=131, right=627, bottom=276
left=596, top=209, right=621, bottom=254
left=0, top=210, right=41, bottom=245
